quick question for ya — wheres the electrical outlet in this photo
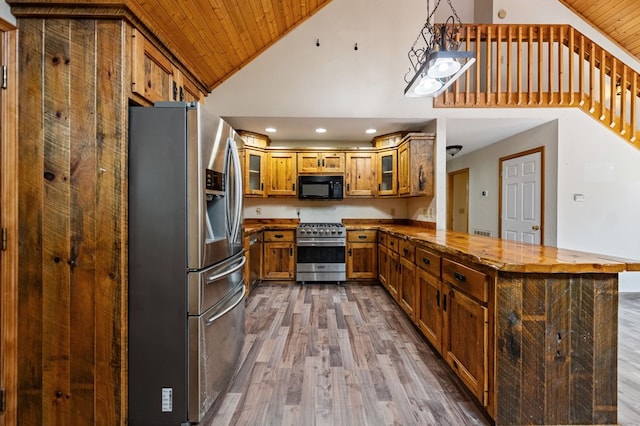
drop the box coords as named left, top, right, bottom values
left=422, top=208, right=428, bottom=216
left=428, top=207, right=433, bottom=217
left=390, top=207, right=396, bottom=216
left=255, top=207, right=262, bottom=215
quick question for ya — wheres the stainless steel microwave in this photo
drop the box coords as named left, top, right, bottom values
left=298, top=175, right=343, bottom=200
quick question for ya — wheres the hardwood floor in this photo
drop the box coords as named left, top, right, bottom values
left=211, top=284, right=640, bottom=426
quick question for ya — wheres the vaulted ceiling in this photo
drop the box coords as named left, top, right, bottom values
left=127, top=0, right=333, bottom=90
left=559, top=0, right=640, bottom=61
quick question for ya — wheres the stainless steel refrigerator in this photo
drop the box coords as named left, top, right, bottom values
left=128, top=102, right=245, bottom=425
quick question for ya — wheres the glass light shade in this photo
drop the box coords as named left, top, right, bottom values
left=427, top=57, right=462, bottom=78
left=414, top=75, right=443, bottom=95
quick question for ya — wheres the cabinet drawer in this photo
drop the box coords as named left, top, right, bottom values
left=399, top=240, right=415, bottom=262
left=377, top=232, right=387, bottom=246
left=387, top=236, right=400, bottom=253
left=416, top=247, right=441, bottom=278
left=442, top=259, right=488, bottom=303
left=263, top=230, right=295, bottom=242
left=348, top=230, right=377, bottom=242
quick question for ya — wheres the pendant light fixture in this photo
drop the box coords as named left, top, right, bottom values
left=404, top=0, right=476, bottom=98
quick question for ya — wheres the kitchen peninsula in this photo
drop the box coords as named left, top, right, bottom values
left=245, top=219, right=639, bottom=425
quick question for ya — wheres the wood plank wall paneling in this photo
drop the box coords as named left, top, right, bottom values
left=17, top=17, right=127, bottom=425
left=0, top=17, right=19, bottom=426
left=18, top=18, right=45, bottom=426
left=495, top=272, right=618, bottom=425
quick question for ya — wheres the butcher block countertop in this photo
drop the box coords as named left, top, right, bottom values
left=366, top=224, right=640, bottom=274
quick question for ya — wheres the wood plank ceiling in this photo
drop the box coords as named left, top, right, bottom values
left=560, top=0, right=640, bottom=60
left=127, top=0, right=333, bottom=91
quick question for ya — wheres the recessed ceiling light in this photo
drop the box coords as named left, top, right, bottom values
left=365, top=128, right=377, bottom=134
left=265, top=127, right=277, bottom=133
left=315, top=128, right=327, bottom=134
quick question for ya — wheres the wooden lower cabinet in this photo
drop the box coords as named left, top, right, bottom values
left=387, top=250, right=400, bottom=300
left=375, top=234, right=619, bottom=425
left=347, top=230, right=377, bottom=280
left=378, top=244, right=389, bottom=288
left=442, top=284, right=489, bottom=405
left=398, top=257, right=417, bottom=319
left=263, top=230, right=295, bottom=280
left=416, top=268, right=443, bottom=352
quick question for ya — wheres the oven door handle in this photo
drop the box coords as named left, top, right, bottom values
left=297, top=241, right=346, bottom=247
left=206, top=256, right=247, bottom=284
left=206, top=282, right=246, bottom=325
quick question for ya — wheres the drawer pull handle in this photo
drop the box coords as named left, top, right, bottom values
left=443, top=294, right=447, bottom=311
left=358, top=235, right=367, bottom=239
left=390, top=242, right=394, bottom=246
left=454, top=272, right=466, bottom=282
left=274, top=234, right=284, bottom=239
left=436, top=290, right=440, bottom=307
left=422, top=257, right=430, bottom=265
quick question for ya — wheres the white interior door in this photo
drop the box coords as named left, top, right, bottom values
left=501, top=151, right=542, bottom=244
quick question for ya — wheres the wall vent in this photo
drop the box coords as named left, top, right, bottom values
left=473, top=229, right=491, bottom=237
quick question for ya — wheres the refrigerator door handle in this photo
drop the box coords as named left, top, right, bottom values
left=205, top=256, right=246, bottom=284
left=228, top=137, right=243, bottom=244
left=206, top=282, right=246, bottom=325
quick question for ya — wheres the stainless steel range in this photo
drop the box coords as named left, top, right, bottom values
left=296, top=222, right=346, bottom=283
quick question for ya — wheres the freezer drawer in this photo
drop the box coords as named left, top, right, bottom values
left=188, top=253, right=246, bottom=315
left=188, top=281, right=246, bottom=423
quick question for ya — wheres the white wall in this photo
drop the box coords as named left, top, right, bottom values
left=244, top=197, right=408, bottom=223
left=447, top=120, right=559, bottom=245
left=555, top=109, right=640, bottom=292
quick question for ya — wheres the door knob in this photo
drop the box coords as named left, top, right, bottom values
left=532, top=225, right=540, bottom=230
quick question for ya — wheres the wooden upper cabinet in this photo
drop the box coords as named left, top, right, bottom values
left=130, top=28, right=202, bottom=104
left=377, top=148, right=397, bottom=196
left=243, top=148, right=266, bottom=196
left=345, top=152, right=376, bottom=196
left=131, top=28, right=173, bottom=103
left=398, top=142, right=410, bottom=195
left=267, top=152, right=297, bottom=196
left=297, top=152, right=345, bottom=174
left=172, top=66, right=203, bottom=102
left=397, top=133, right=435, bottom=197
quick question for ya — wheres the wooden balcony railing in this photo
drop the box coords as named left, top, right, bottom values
left=434, top=24, right=640, bottom=149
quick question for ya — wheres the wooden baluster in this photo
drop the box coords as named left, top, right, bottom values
left=453, top=26, right=462, bottom=105
left=631, top=73, right=637, bottom=142
left=475, top=26, right=481, bottom=105
left=558, top=26, right=564, bottom=106
left=589, top=41, right=595, bottom=113
left=528, top=26, right=533, bottom=105
left=506, top=26, right=513, bottom=105
left=578, top=33, right=585, bottom=106
left=496, top=25, right=502, bottom=105
left=465, top=28, right=473, bottom=105
left=517, top=26, right=523, bottom=106
left=485, top=25, right=492, bottom=105
left=620, top=65, right=627, bottom=136
left=568, top=27, right=574, bottom=105
left=600, top=47, right=606, bottom=120
left=548, top=26, right=554, bottom=105
left=537, top=26, right=543, bottom=105
left=610, top=57, right=617, bottom=128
